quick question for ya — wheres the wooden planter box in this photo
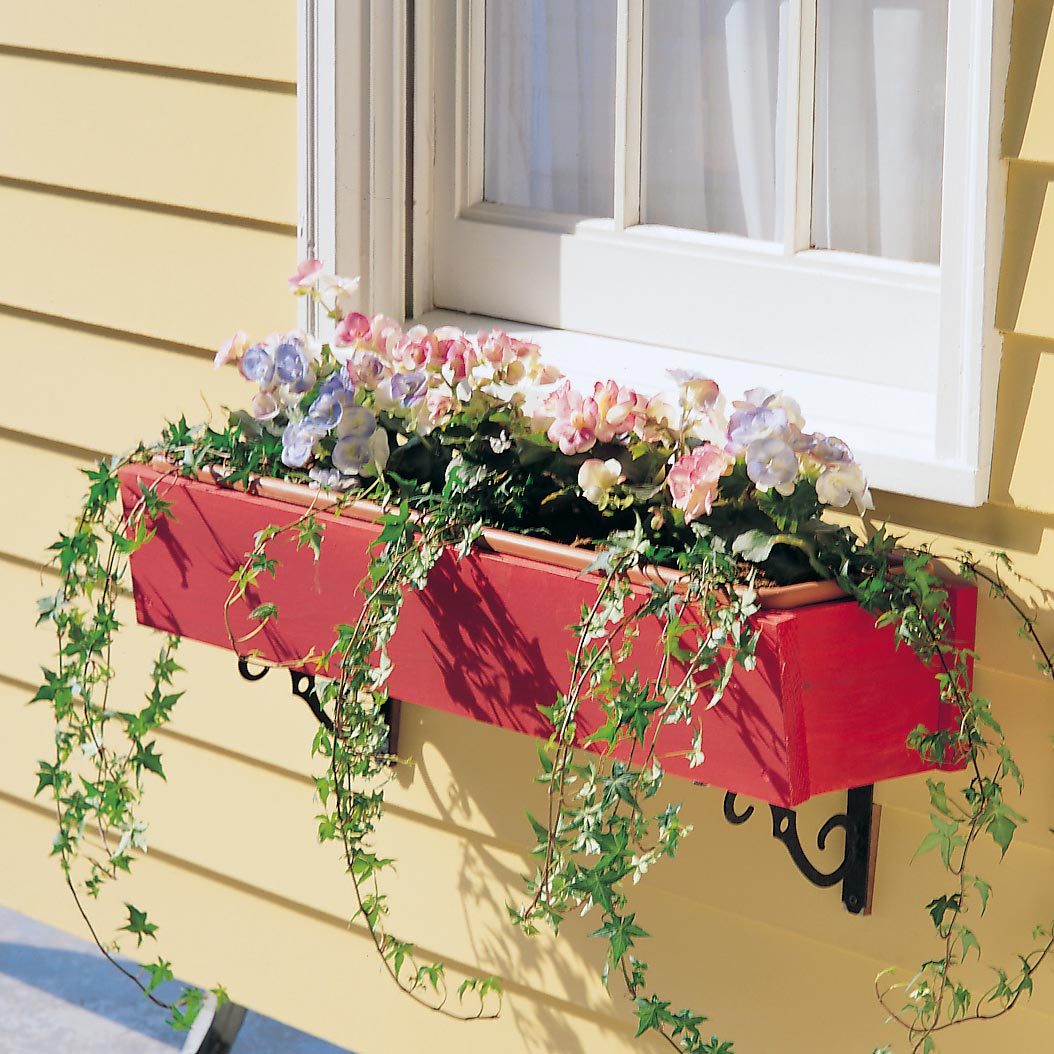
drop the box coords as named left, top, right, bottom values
left=119, top=464, right=975, bottom=808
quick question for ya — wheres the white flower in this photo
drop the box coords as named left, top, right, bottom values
left=319, top=273, right=361, bottom=316
left=577, top=458, right=624, bottom=507
left=816, top=462, right=874, bottom=514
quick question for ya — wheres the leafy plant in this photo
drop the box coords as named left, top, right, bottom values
left=31, top=265, right=1052, bottom=1049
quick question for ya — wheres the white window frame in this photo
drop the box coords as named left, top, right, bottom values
left=300, top=0, right=1013, bottom=507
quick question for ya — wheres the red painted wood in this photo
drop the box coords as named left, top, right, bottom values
left=119, top=466, right=974, bottom=808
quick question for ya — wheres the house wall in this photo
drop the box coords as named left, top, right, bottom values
left=0, top=4, right=1051, bottom=1053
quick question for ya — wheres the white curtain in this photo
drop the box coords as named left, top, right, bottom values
left=484, top=0, right=618, bottom=216
left=642, top=0, right=791, bottom=241
left=812, top=0, right=949, bottom=264
left=483, top=0, right=949, bottom=262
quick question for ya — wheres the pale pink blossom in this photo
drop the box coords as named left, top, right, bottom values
left=390, top=326, right=440, bottom=372
left=578, top=458, right=624, bottom=507
left=441, top=334, right=480, bottom=382
left=546, top=382, right=598, bottom=455
left=214, top=330, right=251, bottom=369
left=590, top=380, right=643, bottom=443
left=287, top=258, right=324, bottom=289
left=636, top=395, right=678, bottom=444
left=370, top=315, right=404, bottom=358
left=409, top=384, right=454, bottom=434
left=666, top=445, right=733, bottom=522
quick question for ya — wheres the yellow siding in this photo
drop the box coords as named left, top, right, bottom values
left=1, top=9, right=1052, bottom=1054
left=0, top=52, right=296, bottom=223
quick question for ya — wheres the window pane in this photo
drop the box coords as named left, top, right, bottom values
left=641, top=0, right=791, bottom=240
left=812, top=1, right=949, bottom=264
left=484, top=0, right=617, bottom=217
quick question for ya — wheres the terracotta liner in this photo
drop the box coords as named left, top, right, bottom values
left=147, top=456, right=848, bottom=610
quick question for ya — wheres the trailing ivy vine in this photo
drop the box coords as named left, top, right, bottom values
left=29, top=269, right=1054, bottom=1048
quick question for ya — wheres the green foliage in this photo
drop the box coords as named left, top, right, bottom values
left=32, top=427, right=1054, bottom=1054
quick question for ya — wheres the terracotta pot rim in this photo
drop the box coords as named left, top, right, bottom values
left=142, top=456, right=848, bottom=611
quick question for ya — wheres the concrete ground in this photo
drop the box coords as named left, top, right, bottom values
left=0, top=904, right=353, bottom=1053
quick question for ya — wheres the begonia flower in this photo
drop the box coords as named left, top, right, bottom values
left=240, top=344, right=275, bottom=386
left=333, top=312, right=372, bottom=348
left=281, top=421, right=316, bottom=468
left=319, top=274, right=361, bottom=316
left=578, top=458, right=624, bottom=507
left=215, top=330, right=250, bottom=369
left=546, top=382, right=598, bottom=455
left=727, top=405, right=790, bottom=453
left=337, top=405, right=377, bottom=440
left=288, top=258, right=324, bottom=289
left=590, top=381, right=642, bottom=443
left=666, top=445, right=733, bottom=521
left=745, top=437, right=799, bottom=495
left=816, top=462, right=874, bottom=514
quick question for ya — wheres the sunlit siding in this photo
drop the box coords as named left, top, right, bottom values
left=0, top=5, right=1051, bottom=1053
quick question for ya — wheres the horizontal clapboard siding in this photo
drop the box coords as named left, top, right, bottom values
left=0, top=5, right=1052, bottom=1053
left=0, top=184, right=295, bottom=349
left=0, top=3, right=297, bottom=82
left=0, top=52, right=296, bottom=224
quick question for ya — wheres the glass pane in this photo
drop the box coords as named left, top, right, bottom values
left=641, top=0, right=791, bottom=240
left=484, top=0, right=617, bottom=217
left=812, top=1, right=949, bottom=264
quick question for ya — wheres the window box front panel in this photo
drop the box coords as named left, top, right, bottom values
left=119, top=464, right=975, bottom=808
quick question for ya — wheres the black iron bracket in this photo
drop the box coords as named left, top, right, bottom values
left=722, top=785, right=879, bottom=914
left=236, top=658, right=399, bottom=759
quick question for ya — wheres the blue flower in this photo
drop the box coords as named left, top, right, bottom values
left=306, top=393, right=343, bottom=432
left=275, top=339, right=312, bottom=392
left=337, top=405, right=377, bottom=440
left=390, top=371, right=427, bottom=407
left=745, top=437, right=798, bottom=496
left=332, top=436, right=372, bottom=475
left=281, top=421, right=316, bottom=468
left=240, top=344, right=275, bottom=386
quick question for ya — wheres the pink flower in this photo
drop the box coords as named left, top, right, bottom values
left=441, top=334, right=480, bottom=382
left=370, top=315, right=404, bottom=358
left=590, top=380, right=643, bottom=442
left=214, top=330, right=251, bottom=369
left=333, top=312, right=371, bottom=347
left=636, top=395, right=678, bottom=444
left=666, top=445, right=734, bottom=522
left=546, top=382, right=598, bottom=455
left=390, top=325, right=439, bottom=371
left=288, top=258, right=324, bottom=289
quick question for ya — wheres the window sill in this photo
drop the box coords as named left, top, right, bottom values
left=417, top=310, right=990, bottom=507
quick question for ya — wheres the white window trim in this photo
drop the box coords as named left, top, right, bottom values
left=300, top=0, right=1013, bottom=507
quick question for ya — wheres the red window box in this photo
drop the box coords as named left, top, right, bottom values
left=119, top=464, right=974, bottom=809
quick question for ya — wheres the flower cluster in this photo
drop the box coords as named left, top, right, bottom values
left=215, top=261, right=873, bottom=530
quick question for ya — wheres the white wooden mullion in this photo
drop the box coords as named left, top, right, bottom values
left=462, top=0, right=487, bottom=211
left=783, top=0, right=817, bottom=254
left=614, top=0, right=643, bottom=231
